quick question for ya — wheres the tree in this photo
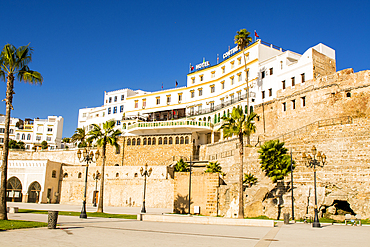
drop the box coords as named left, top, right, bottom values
left=174, top=158, right=189, bottom=172
left=258, top=140, right=294, bottom=183
left=0, top=44, right=43, bottom=220
left=72, top=128, right=87, bottom=147
left=219, top=105, right=257, bottom=218
left=9, top=140, right=25, bottom=150
left=234, top=29, right=252, bottom=116
left=205, top=161, right=225, bottom=176
left=62, top=137, right=70, bottom=143
left=243, top=173, right=258, bottom=188
left=87, top=120, right=121, bottom=213
left=41, top=140, right=48, bottom=150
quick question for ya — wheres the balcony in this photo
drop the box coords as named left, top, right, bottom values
left=126, top=119, right=214, bottom=135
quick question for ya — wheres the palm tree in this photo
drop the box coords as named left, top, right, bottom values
left=205, top=161, right=225, bottom=176
left=87, top=120, right=121, bottom=213
left=235, top=29, right=252, bottom=116
left=219, top=105, right=257, bottom=219
left=174, top=158, right=189, bottom=172
left=0, top=44, right=43, bottom=220
left=243, top=173, right=258, bottom=188
left=72, top=128, right=87, bottom=147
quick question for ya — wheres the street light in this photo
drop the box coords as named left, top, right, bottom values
left=302, top=145, right=326, bottom=228
left=92, top=171, right=101, bottom=207
left=77, top=148, right=100, bottom=218
left=140, top=163, right=152, bottom=213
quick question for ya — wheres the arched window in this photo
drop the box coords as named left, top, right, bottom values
left=199, top=118, right=202, bottom=121
left=114, top=164, right=119, bottom=166
left=116, top=145, right=120, bottom=154
left=164, top=137, right=168, bottom=145
left=185, top=136, right=189, bottom=144
left=152, top=137, right=156, bottom=145
left=63, top=173, right=68, bottom=178
left=21, top=134, right=25, bottom=140
left=158, top=137, right=162, bottom=145
left=223, top=111, right=226, bottom=117
left=7, top=177, right=22, bottom=202
left=148, top=138, right=151, bottom=145
left=208, top=116, right=211, bottom=122
left=27, top=181, right=41, bottom=203
left=143, top=138, right=147, bottom=145
left=116, top=172, right=119, bottom=178
left=203, top=117, right=206, bottom=121
left=137, top=138, right=141, bottom=145
left=218, top=113, right=221, bottom=122
left=27, top=134, right=31, bottom=140
left=175, top=137, right=179, bottom=144
left=78, top=172, right=82, bottom=178
left=123, top=123, right=126, bottom=129
left=169, top=137, right=173, bottom=144
left=127, top=138, right=131, bottom=146
left=180, top=137, right=184, bottom=144
left=52, top=170, right=57, bottom=178
left=132, top=138, right=136, bottom=145
left=250, top=106, right=254, bottom=113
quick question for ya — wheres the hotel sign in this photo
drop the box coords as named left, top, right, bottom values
left=195, top=61, right=210, bottom=70
left=223, top=45, right=239, bottom=59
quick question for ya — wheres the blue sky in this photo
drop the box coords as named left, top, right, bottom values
left=1, top=0, right=369, bottom=137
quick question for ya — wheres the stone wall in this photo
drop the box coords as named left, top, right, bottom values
left=60, top=165, right=173, bottom=208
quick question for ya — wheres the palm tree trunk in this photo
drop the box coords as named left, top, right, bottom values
left=0, top=74, right=14, bottom=220
left=242, top=47, right=251, bottom=145
left=238, top=133, right=244, bottom=219
left=97, top=144, right=106, bottom=213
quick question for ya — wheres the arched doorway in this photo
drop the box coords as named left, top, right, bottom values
left=28, top=181, right=41, bottom=203
left=7, top=177, right=22, bottom=202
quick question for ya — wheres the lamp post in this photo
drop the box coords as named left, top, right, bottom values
left=77, top=148, right=99, bottom=218
left=92, top=171, right=101, bottom=207
left=302, top=145, right=326, bottom=228
left=140, top=163, right=152, bottom=213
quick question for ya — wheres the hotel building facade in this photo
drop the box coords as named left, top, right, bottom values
left=78, top=39, right=335, bottom=147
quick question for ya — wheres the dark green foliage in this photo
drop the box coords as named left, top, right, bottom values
left=258, top=140, right=295, bottom=183
left=205, top=161, right=225, bottom=176
left=41, top=141, right=48, bottom=150
left=243, top=173, right=258, bottom=187
left=8, top=140, right=25, bottom=149
left=174, top=158, right=189, bottom=172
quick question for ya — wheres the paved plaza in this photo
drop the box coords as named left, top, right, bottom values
left=2, top=203, right=369, bottom=247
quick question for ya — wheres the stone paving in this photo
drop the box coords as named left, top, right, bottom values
left=2, top=203, right=370, bottom=246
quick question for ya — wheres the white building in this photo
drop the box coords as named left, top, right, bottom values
left=0, top=115, right=64, bottom=150
left=78, top=39, right=335, bottom=146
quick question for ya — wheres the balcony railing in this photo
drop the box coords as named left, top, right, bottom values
left=127, top=119, right=214, bottom=130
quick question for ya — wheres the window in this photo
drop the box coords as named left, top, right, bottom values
left=27, top=134, right=31, bottom=140
left=52, top=170, right=56, bottom=178
left=292, top=77, right=295, bottom=86
left=0, top=128, right=4, bottom=133
left=221, top=66, right=225, bottom=73
left=270, top=68, right=273, bottom=75
left=113, top=106, right=117, bottom=114
left=191, top=90, right=195, bottom=98
left=346, top=92, right=351, bottom=97
left=220, top=98, right=224, bottom=106
left=280, top=61, right=283, bottom=69
left=292, top=100, right=296, bottom=110
left=282, top=102, right=286, bottom=111
left=167, top=96, right=171, bottom=104
left=180, top=137, right=184, bottom=144
left=231, top=61, right=234, bottom=69
left=169, top=137, right=173, bottom=144
left=156, top=97, right=160, bottom=105
left=137, top=138, right=141, bottom=145
left=127, top=139, right=131, bottom=145
left=269, top=88, right=272, bottom=97
left=78, top=172, right=82, bottom=178
left=108, top=97, right=112, bottom=103
left=158, top=137, right=162, bottom=145
left=178, top=93, right=182, bottom=102
left=262, top=91, right=265, bottom=99
left=121, top=94, right=125, bottom=100
left=189, top=107, right=194, bottom=115
left=200, top=75, right=203, bottom=81
left=47, top=128, right=53, bottom=132
left=46, top=136, right=51, bottom=141
left=16, top=133, right=20, bottom=140
left=198, top=89, right=202, bottom=96
left=238, top=57, right=242, bottom=65
left=238, top=73, right=242, bottom=82
left=142, top=99, right=146, bottom=108
left=230, top=76, right=234, bottom=85
left=135, top=100, right=138, bottom=108
left=210, top=102, right=214, bottom=111
left=9, top=129, right=13, bottom=134
left=198, top=104, right=202, bottom=113
left=237, top=92, right=241, bottom=101
left=210, top=85, right=215, bottom=93
left=143, top=138, right=147, bottom=145
left=108, top=107, right=111, bottom=114
left=301, top=73, right=305, bottom=83
left=120, top=105, right=124, bottom=113
left=282, top=80, right=286, bottom=89
left=230, top=94, right=234, bottom=102
left=164, top=137, right=168, bottom=145
left=221, top=81, right=225, bottom=90
left=0, top=138, right=3, bottom=143
left=82, top=113, right=87, bottom=117
left=132, top=138, right=136, bottom=145
left=36, top=136, right=41, bottom=141
left=114, top=96, right=117, bottom=102
left=191, top=77, right=195, bottom=84
left=175, top=137, right=179, bottom=144
left=116, top=120, right=121, bottom=125
left=301, top=96, right=306, bottom=107
left=211, top=71, right=215, bottom=78
left=21, top=134, right=25, bottom=140
left=261, top=71, right=265, bottom=79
